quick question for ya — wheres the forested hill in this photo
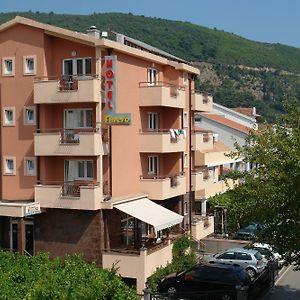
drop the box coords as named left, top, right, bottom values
left=1, top=11, right=300, bottom=120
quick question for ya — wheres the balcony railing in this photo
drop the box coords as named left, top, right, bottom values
left=34, top=128, right=104, bottom=156
left=140, top=129, right=186, bottom=153
left=35, top=180, right=104, bottom=210
left=191, top=91, right=213, bottom=112
left=191, top=215, right=215, bottom=240
left=139, top=82, right=185, bottom=108
left=140, top=172, right=186, bottom=200
left=191, top=130, right=214, bottom=151
left=34, top=75, right=101, bottom=104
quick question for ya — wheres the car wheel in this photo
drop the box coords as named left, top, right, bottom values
left=222, top=294, right=233, bottom=300
left=167, top=286, right=177, bottom=297
left=246, top=268, right=256, bottom=278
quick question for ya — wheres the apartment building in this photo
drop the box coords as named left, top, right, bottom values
left=0, top=16, right=223, bottom=292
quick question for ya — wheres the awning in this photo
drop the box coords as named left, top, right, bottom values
left=114, top=198, right=183, bottom=232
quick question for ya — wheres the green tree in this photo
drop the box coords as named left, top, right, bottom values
left=0, top=252, right=138, bottom=300
left=215, top=99, right=300, bottom=267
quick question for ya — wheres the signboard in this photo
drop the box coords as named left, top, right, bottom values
left=104, top=55, right=131, bottom=125
left=24, top=203, right=41, bottom=217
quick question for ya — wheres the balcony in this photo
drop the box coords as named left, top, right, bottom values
left=34, top=128, right=104, bottom=156
left=34, top=76, right=101, bottom=104
left=194, top=148, right=234, bottom=167
left=139, top=82, right=185, bottom=109
left=191, top=91, right=213, bottom=112
left=196, top=178, right=235, bottom=199
left=191, top=215, right=214, bottom=240
left=140, top=129, right=186, bottom=153
left=191, top=170, right=204, bottom=191
left=140, top=173, right=186, bottom=200
left=191, top=131, right=214, bottom=152
left=102, top=239, right=173, bottom=293
left=35, top=181, right=104, bottom=210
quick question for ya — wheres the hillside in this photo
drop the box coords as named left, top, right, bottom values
left=1, top=11, right=300, bottom=120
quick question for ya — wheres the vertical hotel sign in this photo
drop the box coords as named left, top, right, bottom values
left=104, top=55, right=131, bottom=125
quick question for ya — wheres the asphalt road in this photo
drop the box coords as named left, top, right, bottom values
left=263, top=265, right=300, bottom=299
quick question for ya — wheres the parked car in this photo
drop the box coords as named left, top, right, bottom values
left=236, top=222, right=265, bottom=240
left=158, top=262, right=251, bottom=299
left=204, top=247, right=266, bottom=278
left=245, top=243, right=284, bottom=268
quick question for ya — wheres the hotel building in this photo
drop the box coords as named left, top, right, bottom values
left=0, top=16, right=233, bottom=291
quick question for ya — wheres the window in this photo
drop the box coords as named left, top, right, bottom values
left=64, top=160, right=93, bottom=181
left=147, top=112, right=158, bottom=130
left=182, top=72, right=188, bottom=85
left=23, top=56, right=36, bottom=75
left=217, top=251, right=235, bottom=260
left=183, top=111, right=188, bottom=128
left=236, top=252, right=252, bottom=261
left=63, top=58, right=92, bottom=77
left=3, top=107, right=15, bottom=126
left=3, top=157, right=16, bottom=175
left=148, top=156, right=159, bottom=175
left=2, top=57, right=15, bottom=76
left=147, top=68, right=158, bottom=85
left=183, top=152, right=188, bottom=169
left=24, top=106, right=36, bottom=125
left=64, top=109, right=93, bottom=128
left=24, top=157, right=36, bottom=176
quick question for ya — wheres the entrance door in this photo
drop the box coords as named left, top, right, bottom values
left=10, top=219, right=34, bottom=255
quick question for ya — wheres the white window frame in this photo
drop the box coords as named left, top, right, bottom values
left=63, top=57, right=92, bottom=77
left=148, top=155, right=159, bottom=175
left=183, top=111, right=188, bottom=128
left=64, top=109, right=93, bottom=129
left=64, top=160, right=94, bottom=181
left=147, top=68, right=158, bottom=86
left=2, top=107, right=15, bottom=126
left=147, top=112, right=158, bottom=131
left=2, top=56, right=15, bottom=76
left=23, top=55, right=37, bottom=75
left=24, top=157, right=36, bottom=176
left=3, top=156, right=16, bottom=175
left=183, top=152, right=188, bottom=169
left=23, top=106, right=36, bottom=125
left=182, top=72, right=188, bottom=85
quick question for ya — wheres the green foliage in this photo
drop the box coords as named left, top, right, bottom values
left=215, top=99, right=300, bottom=266
left=147, top=235, right=196, bottom=292
left=0, top=252, right=138, bottom=300
left=1, top=11, right=300, bottom=119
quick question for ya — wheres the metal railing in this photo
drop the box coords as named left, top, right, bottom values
left=140, top=172, right=185, bottom=181
left=37, top=180, right=100, bottom=197
left=36, top=128, right=100, bottom=144
left=34, top=75, right=99, bottom=91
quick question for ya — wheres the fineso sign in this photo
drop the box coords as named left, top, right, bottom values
left=104, top=55, right=131, bottom=125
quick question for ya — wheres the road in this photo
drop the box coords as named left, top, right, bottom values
left=263, top=265, right=300, bottom=299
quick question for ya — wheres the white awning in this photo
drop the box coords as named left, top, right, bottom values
left=114, top=198, right=183, bottom=232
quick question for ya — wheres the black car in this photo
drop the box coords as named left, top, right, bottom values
left=236, top=222, right=265, bottom=240
left=157, top=262, right=251, bottom=299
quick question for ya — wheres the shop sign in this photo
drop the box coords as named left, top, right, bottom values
left=24, top=203, right=41, bottom=217
left=104, top=55, right=131, bottom=125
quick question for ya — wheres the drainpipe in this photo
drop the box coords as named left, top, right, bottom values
left=188, top=76, right=193, bottom=232
left=36, top=104, right=40, bottom=182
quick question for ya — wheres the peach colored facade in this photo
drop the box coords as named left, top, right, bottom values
left=0, top=16, right=236, bottom=293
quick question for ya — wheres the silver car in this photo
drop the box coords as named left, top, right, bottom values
left=204, top=247, right=266, bottom=278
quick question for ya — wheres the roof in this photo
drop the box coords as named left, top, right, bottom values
left=233, top=107, right=261, bottom=117
left=201, top=113, right=252, bottom=134
left=0, top=16, right=199, bottom=75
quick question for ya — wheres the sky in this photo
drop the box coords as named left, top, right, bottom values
left=1, top=0, right=300, bottom=48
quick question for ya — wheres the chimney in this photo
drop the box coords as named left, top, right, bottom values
left=252, top=107, right=256, bottom=116
left=116, top=33, right=125, bottom=44
left=87, top=25, right=100, bottom=39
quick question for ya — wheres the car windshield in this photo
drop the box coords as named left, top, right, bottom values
left=245, top=224, right=257, bottom=230
left=254, top=252, right=263, bottom=260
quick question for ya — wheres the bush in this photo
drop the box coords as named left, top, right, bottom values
left=147, top=235, right=196, bottom=292
left=0, top=251, right=138, bottom=300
